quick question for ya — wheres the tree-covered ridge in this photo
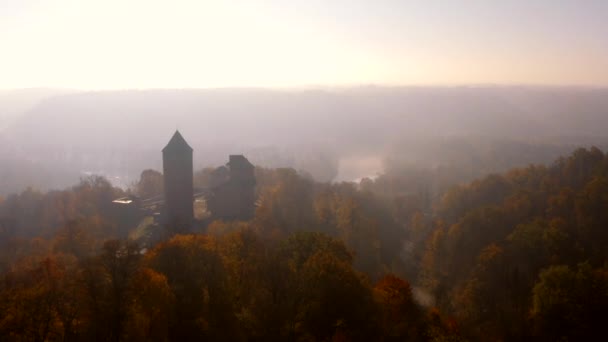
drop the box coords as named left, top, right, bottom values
left=1, top=147, right=608, bottom=341
left=0, top=169, right=457, bottom=341
left=420, top=147, right=608, bottom=340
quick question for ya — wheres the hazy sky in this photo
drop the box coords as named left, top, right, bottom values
left=1, top=0, right=607, bottom=89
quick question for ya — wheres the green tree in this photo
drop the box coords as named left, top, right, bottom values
left=531, top=263, right=608, bottom=341
left=135, top=170, right=163, bottom=199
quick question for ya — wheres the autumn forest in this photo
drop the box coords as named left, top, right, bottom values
left=4, top=0, right=608, bottom=340
left=1, top=145, right=608, bottom=341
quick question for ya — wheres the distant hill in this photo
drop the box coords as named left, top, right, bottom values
left=0, top=88, right=76, bottom=130
left=1, top=86, right=608, bottom=194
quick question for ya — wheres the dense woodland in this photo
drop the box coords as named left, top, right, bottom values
left=1, top=147, right=608, bottom=341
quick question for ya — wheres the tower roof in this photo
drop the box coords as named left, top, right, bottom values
left=227, top=155, right=253, bottom=169
left=162, top=130, right=193, bottom=153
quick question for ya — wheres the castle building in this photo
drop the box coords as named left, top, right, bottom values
left=207, top=155, right=256, bottom=220
left=162, top=130, right=193, bottom=227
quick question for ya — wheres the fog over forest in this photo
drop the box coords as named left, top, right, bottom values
left=4, top=0, right=608, bottom=340
left=1, top=86, right=607, bottom=194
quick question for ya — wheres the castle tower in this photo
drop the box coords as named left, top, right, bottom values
left=227, top=155, right=256, bottom=187
left=162, top=130, right=193, bottom=227
left=227, top=155, right=256, bottom=220
left=207, top=155, right=257, bottom=221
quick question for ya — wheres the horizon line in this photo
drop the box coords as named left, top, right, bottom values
left=2, top=83, right=608, bottom=93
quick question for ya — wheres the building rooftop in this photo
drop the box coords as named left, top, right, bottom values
left=162, top=130, right=193, bottom=153
left=227, top=154, right=253, bottom=169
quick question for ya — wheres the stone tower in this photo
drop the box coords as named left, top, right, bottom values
left=207, top=155, right=256, bottom=220
left=162, top=130, right=193, bottom=227
left=227, top=155, right=256, bottom=220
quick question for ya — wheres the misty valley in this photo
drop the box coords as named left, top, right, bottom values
left=5, top=0, right=608, bottom=339
left=0, top=87, right=608, bottom=341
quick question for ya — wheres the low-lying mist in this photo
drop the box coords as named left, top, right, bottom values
left=1, top=86, right=607, bottom=194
